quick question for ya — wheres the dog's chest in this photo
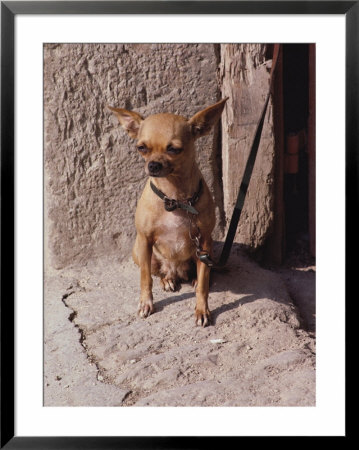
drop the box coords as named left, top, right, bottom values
left=154, top=211, right=193, bottom=259
left=161, top=209, right=188, bottom=229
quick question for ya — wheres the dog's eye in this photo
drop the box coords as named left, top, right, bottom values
left=167, top=146, right=183, bottom=155
left=137, top=145, right=148, bottom=153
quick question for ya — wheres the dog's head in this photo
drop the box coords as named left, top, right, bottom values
left=108, top=98, right=228, bottom=178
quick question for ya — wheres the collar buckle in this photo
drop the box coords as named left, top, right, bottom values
left=164, top=198, right=178, bottom=212
left=150, top=179, right=203, bottom=215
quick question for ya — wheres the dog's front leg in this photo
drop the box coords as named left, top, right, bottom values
left=136, top=232, right=154, bottom=318
left=195, top=238, right=212, bottom=327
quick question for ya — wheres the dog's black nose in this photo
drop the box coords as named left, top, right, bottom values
left=148, top=161, right=163, bottom=174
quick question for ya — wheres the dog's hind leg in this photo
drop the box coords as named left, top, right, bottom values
left=150, top=253, right=162, bottom=277
left=159, top=259, right=195, bottom=292
left=160, top=278, right=181, bottom=292
left=158, top=259, right=185, bottom=293
left=159, top=262, right=182, bottom=292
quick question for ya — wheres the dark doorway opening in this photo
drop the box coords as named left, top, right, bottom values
left=282, top=44, right=314, bottom=261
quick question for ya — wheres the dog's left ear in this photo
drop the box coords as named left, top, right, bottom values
left=188, top=97, right=228, bottom=139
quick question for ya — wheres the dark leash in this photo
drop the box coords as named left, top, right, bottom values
left=202, top=44, right=281, bottom=268
left=150, top=44, right=280, bottom=269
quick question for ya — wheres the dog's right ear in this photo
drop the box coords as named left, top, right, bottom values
left=108, top=106, right=144, bottom=139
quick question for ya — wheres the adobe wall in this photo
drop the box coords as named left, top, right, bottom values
left=44, top=43, right=274, bottom=269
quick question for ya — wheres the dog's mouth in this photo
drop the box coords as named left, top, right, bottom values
left=149, top=171, right=172, bottom=178
left=149, top=173, right=163, bottom=178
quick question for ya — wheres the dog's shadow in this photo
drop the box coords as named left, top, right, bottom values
left=152, top=242, right=289, bottom=325
left=154, top=289, right=258, bottom=325
left=154, top=291, right=194, bottom=313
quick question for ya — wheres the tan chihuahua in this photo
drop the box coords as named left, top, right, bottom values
left=109, top=98, right=227, bottom=326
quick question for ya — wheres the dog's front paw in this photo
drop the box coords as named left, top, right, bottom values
left=138, top=299, right=154, bottom=318
left=195, top=307, right=211, bottom=327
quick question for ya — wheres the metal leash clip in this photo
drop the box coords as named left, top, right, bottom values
left=197, top=251, right=214, bottom=267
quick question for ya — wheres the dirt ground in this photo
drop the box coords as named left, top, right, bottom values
left=44, top=239, right=315, bottom=407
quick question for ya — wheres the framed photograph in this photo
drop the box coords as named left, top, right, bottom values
left=1, top=1, right=353, bottom=447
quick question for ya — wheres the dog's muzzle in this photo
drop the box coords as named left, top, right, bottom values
left=148, top=161, right=163, bottom=176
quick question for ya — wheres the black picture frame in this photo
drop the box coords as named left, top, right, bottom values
left=1, top=1, right=354, bottom=447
